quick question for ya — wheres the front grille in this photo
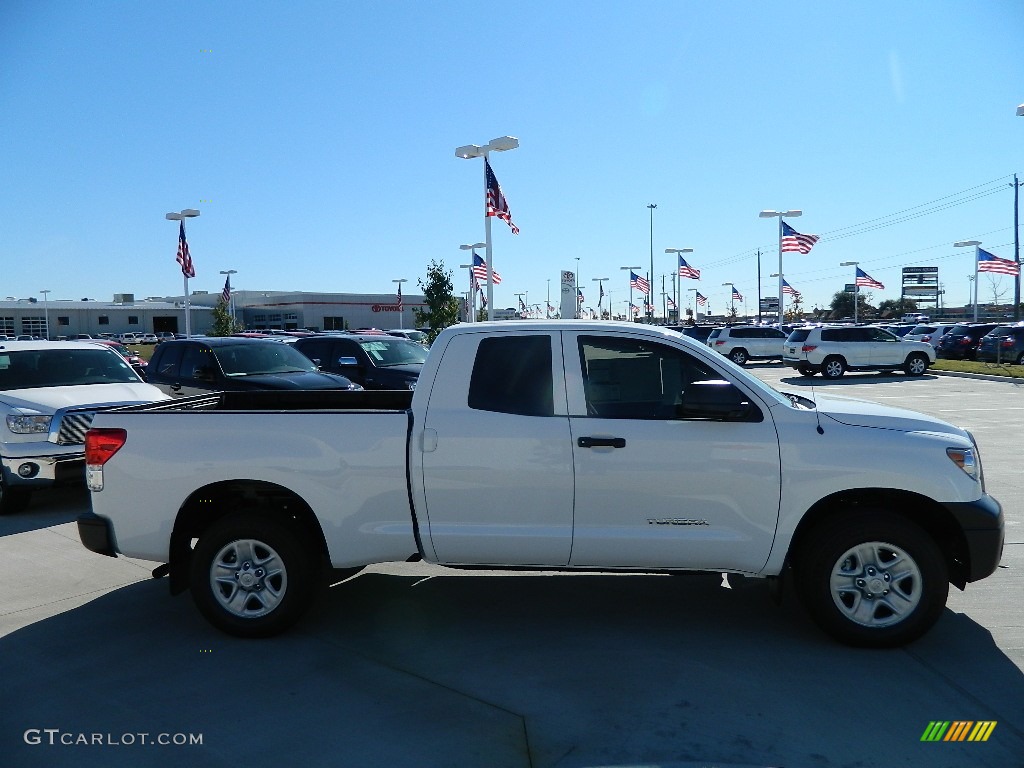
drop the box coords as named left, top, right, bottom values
left=57, top=411, right=96, bottom=446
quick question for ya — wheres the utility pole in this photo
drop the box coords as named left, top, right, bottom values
left=756, top=249, right=762, bottom=323
left=1013, top=174, right=1021, bottom=321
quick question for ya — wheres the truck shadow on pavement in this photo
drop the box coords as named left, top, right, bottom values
left=0, top=487, right=87, bottom=537
left=778, top=373, right=940, bottom=387
left=2, top=569, right=1023, bottom=768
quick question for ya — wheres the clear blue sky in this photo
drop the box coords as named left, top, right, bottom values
left=2, top=0, right=1021, bottom=317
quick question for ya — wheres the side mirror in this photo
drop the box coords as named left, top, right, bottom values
left=336, top=356, right=360, bottom=367
left=681, top=380, right=753, bottom=420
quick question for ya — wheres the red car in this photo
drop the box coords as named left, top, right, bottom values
left=84, top=339, right=149, bottom=379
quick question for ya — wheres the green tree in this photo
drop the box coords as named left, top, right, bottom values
left=414, top=259, right=461, bottom=343
left=877, top=298, right=917, bottom=318
left=829, top=289, right=875, bottom=320
left=784, top=293, right=804, bottom=321
left=209, top=301, right=241, bottom=336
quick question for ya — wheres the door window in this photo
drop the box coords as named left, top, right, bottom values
left=577, top=336, right=719, bottom=420
left=468, top=335, right=553, bottom=417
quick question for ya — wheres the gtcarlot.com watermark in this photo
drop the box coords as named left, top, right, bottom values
left=24, top=729, right=202, bottom=747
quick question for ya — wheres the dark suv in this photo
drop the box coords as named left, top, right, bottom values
left=293, top=334, right=428, bottom=390
left=935, top=323, right=999, bottom=360
left=975, top=325, right=1024, bottom=364
left=146, top=337, right=360, bottom=398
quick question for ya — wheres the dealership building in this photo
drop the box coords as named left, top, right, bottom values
left=1, top=290, right=428, bottom=339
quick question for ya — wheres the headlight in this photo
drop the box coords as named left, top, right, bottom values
left=6, top=414, right=53, bottom=434
left=946, top=447, right=977, bottom=480
left=405, top=380, right=417, bottom=390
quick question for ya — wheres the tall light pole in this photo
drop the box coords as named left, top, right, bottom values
left=165, top=208, right=200, bottom=337
left=954, top=240, right=982, bottom=321
left=687, top=287, right=699, bottom=321
left=39, top=290, right=51, bottom=339
left=647, top=204, right=657, bottom=318
left=219, top=269, right=237, bottom=327
left=592, top=277, right=609, bottom=319
left=393, top=278, right=408, bottom=328
left=621, top=265, right=642, bottom=321
left=759, top=209, right=802, bottom=329
left=459, top=242, right=486, bottom=323
left=839, top=262, right=860, bottom=323
left=665, top=247, right=693, bottom=322
left=455, top=136, right=519, bottom=321
left=722, top=282, right=735, bottom=317
left=575, top=257, right=581, bottom=318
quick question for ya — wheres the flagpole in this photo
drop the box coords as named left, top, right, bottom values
left=183, top=273, right=191, bottom=338
left=777, top=217, right=784, bottom=328
left=974, top=245, right=979, bottom=322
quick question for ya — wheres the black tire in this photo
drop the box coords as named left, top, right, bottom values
left=903, top=353, right=929, bottom=376
left=798, top=366, right=816, bottom=377
left=1016, top=352, right=1024, bottom=366
left=728, top=348, right=749, bottom=365
left=821, top=356, right=846, bottom=379
left=795, top=511, right=948, bottom=647
left=190, top=513, right=321, bottom=638
left=0, top=482, right=32, bottom=515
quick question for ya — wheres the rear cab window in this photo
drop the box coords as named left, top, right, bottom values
left=468, top=336, right=554, bottom=417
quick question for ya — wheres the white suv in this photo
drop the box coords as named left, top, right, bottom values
left=706, top=325, right=788, bottom=365
left=783, top=326, right=935, bottom=378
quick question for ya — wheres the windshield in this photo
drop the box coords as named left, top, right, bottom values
left=359, top=339, right=428, bottom=366
left=0, top=348, right=140, bottom=389
left=213, top=343, right=319, bottom=376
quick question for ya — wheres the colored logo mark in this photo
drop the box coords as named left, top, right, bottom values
left=921, top=721, right=996, bottom=742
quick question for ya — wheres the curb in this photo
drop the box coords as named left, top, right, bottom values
left=932, top=369, right=1024, bottom=384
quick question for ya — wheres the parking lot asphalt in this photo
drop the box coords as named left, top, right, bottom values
left=1, top=367, right=1022, bottom=768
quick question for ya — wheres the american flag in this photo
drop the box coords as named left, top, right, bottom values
left=780, top=221, right=820, bottom=254
left=577, top=288, right=584, bottom=303
left=978, top=248, right=1020, bottom=276
left=855, top=267, right=884, bottom=290
left=546, top=302, right=555, bottom=318
left=644, top=300, right=654, bottom=312
left=696, top=291, right=707, bottom=306
left=485, top=159, right=519, bottom=235
left=519, top=297, right=526, bottom=310
left=629, top=271, right=650, bottom=294
left=396, top=282, right=403, bottom=310
left=630, top=303, right=640, bottom=315
left=667, top=296, right=676, bottom=309
left=731, top=286, right=744, bottom=302
left=599, top=282, right=605, bottom=304
left=176, top=221, right=195, bottom=278
left=678, top=257, right=700, bottom=280
left=781, top=278, right=800, bottom=297
left=221, top=273, right=231, bottom=303
left=472, top=252, right=503, bottom=284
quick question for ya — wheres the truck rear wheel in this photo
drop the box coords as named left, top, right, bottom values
left=796, top=511, right=948, bottom=647
left=190, top=513, right=320, bottom=637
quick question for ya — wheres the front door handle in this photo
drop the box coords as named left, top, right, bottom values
left=577, top=436, right=626, bottom=449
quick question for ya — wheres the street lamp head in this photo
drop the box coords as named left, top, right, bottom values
left=839, top=261, right=859, bottom=266
left=1017, top=104, right=1024, bottom=116
left=620, top=265, right=642, bottom=270
left=460, top=242, right=486, bottom=250
left=487, top=136, right=519, bottom=152
left=647, top=203, right=657, bottom=210
left=665, top=248, right=694, bottom=254
left=954, top=240, right=982, bottom=247
left=165, top=209, right=200, bottom=221
left=455, top=144, right=482, bottom=159
left=759, top=209, right=802, bottom=218
left=220, top=269, right=237, bottom=275
left=721, top=282, right=733, bottom=286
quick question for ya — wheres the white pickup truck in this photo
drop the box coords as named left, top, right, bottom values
left=77, top=321, right=1004, bottom=647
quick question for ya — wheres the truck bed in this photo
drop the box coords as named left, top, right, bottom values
left=110, top=389, right=415, bottom=413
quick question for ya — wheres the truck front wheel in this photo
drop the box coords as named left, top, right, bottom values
left=796, top=511, right=948, bottom=647
left=190, top=513, right=320, bottom=638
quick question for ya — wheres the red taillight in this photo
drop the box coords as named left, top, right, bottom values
left=802, top=344, right=817, bottom=352
left=1003, top=338, right=1014, bottom=347
left=959, top=336, right=972, bottom=345
left=715, top=340, right=725, bottom=345
left=85, top=428, right=127, bottom=466
left=922, top=335, right=932, bottom=342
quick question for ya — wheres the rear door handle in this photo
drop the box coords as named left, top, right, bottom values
left=577, top=436, right=626, bottom=449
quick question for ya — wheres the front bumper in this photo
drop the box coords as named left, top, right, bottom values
left=943, top=494, right=1004, bottom=583
left=77, top=512, right=118, bottom=557
left=1, top=450, right=85, bottom=488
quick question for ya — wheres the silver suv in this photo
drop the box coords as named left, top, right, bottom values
left=706, top=325, right=787, bottom=365
left=783, top=325, right=935, bottom=378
